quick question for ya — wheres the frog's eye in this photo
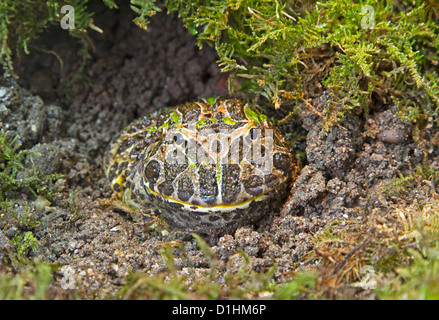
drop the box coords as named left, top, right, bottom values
left=173, top=133, right=185, bottom=145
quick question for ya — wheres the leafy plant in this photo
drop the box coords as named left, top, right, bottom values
left=0, top=130, right=34, bottom=203
left=11, top=231, right=39, bottom=256
left=0, top=262, right=53, bottom=299
left=0, top=130, right=62, bottom=209
left=129, top=0, right=439, bottom=126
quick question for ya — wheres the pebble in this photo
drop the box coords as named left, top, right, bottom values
left=377, top=129, right=406, bottom=144
left=34, top=195, right=51, bottom=211
left=0, top=105, right=9, bottom=119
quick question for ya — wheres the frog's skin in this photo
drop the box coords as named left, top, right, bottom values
left=104, top=98, right=298, bottom=237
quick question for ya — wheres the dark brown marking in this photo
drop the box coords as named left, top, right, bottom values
left=164, top=152, right=188, bottom=182
left=158, top=182, right=174, bottom=197
left=117, top=161, right=128, bottom=175
left=244, top=175, right=263, bottom=196
left=209, top=215, right=221, bottom=222
left=198, top=165, right=218, bottom=204
left=169, top=202, right=184, bottom=210
left=249, top=128, right=259, bottom=140
left=129, top=140, right=147, bottom=158
left=264, top=173, right=279, bottom=189
left=113, top=182, right=121, bottom=192
left=232, top=210, right=244, bottom=221
left=221, top=164, right=241, bottom=204
left=180, top=105, right=201, bottom=123
left=200, top=222, right=214, bottom=228
left=108, top=162, right=118, bottom=180
left=177, top=176, right=194, bottom=202
left=180, top=214, right=191, bottom=221
left=188, top=212, right=202, bottom=221
left=145, top=160, right=161, bottom=183
left=220, top=211, right=232, bottom=221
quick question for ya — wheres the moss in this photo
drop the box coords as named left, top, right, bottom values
left=128, top=0, right=439, bottom=127
left=0, top=262, right=54, bottom=299
left=303, top=163, right=439, bottom=298
left=0, top=130, right=30, bottom=205
left=382, top=172, right=415, bottom=197
left=376, top=198, right=439, bottom=299
left=7, top=203, right=41, bottom=229
left=274, top=271, right=317, bottom=300
left=11, top=231, right=39, bottom=256
left=0, top=130, right=63, bottom=209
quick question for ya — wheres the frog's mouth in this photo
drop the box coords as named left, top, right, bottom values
left=145, top=185, right=268, bottom=213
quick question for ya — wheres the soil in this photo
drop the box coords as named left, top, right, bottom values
left=1, top=2, right=438, bottom=299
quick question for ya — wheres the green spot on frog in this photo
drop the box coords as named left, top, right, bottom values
left=216, top=157, right=222, bottom=184
left=205, top=95, right=219, bottom=105
left=196, top=117, right=216, bottom=128
left=196, top=119, right=207, bottom=128
left=171, top=111, right=181, bottom=125
left=222, top=117, right=236, bottom=125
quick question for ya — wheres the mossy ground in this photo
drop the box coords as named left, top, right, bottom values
left=1, top=0, right=439, bottom=300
